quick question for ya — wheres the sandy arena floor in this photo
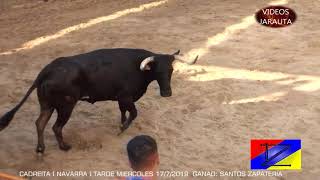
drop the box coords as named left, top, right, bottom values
left=0, top=0, right=319, bottom=179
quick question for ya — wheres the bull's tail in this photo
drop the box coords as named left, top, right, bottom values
left=0, top=83, right=37, bottom=131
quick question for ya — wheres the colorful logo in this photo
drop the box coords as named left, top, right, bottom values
left=251, top=139, right=301, bottom=170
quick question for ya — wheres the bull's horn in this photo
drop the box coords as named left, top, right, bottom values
left=140, top=56, right=155, bottom=71
left=174, top=55, right=199, bottom=65
left=172, top=50, right=180, bottom=55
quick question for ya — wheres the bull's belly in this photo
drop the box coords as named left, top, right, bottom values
left=80, top=85, right=147, bottom=103
left=80, top=88, right=118, bottom=102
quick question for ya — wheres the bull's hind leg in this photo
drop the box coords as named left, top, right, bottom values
left=35, top=106, right=54, bottom=153
left=52, top=102, right=76, bottom=151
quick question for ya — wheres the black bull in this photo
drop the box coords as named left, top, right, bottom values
left=0, top=48, right=198, bottom=153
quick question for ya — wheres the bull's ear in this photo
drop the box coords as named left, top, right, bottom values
left=172, top=50, right=180, bottom=55
left=140, top=56, right=155, bottom=71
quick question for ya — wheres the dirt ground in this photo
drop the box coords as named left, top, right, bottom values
left=0, top=0, right=319, bottom=179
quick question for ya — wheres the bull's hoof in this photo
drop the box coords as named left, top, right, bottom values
left=36, top=145, right=45, bottom=154
left=120, top=123, right=129, bottom=131
left=118, top=122, right=130, bottom=136
left=59, top=143, right=72, bottom=151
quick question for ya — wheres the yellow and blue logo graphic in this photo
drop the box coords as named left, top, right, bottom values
left=251, top=139, right=301, bottom=170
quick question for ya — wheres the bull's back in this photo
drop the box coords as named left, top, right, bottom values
left=69, top=48, right=153, bottom=67
left=68, top=48, right=153, bottom=101
left=37, top=48, right=153, bottom=102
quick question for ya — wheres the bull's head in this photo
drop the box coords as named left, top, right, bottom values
left=140, top=50, right=198, bottom=97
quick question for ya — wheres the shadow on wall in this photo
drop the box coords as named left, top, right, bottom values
left=0, top=0, right=169, bottom=55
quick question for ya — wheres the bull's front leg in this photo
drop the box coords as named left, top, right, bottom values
left=118, top=101, right=127, bottom=124
left=118, top=98, right=137, bottom=134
